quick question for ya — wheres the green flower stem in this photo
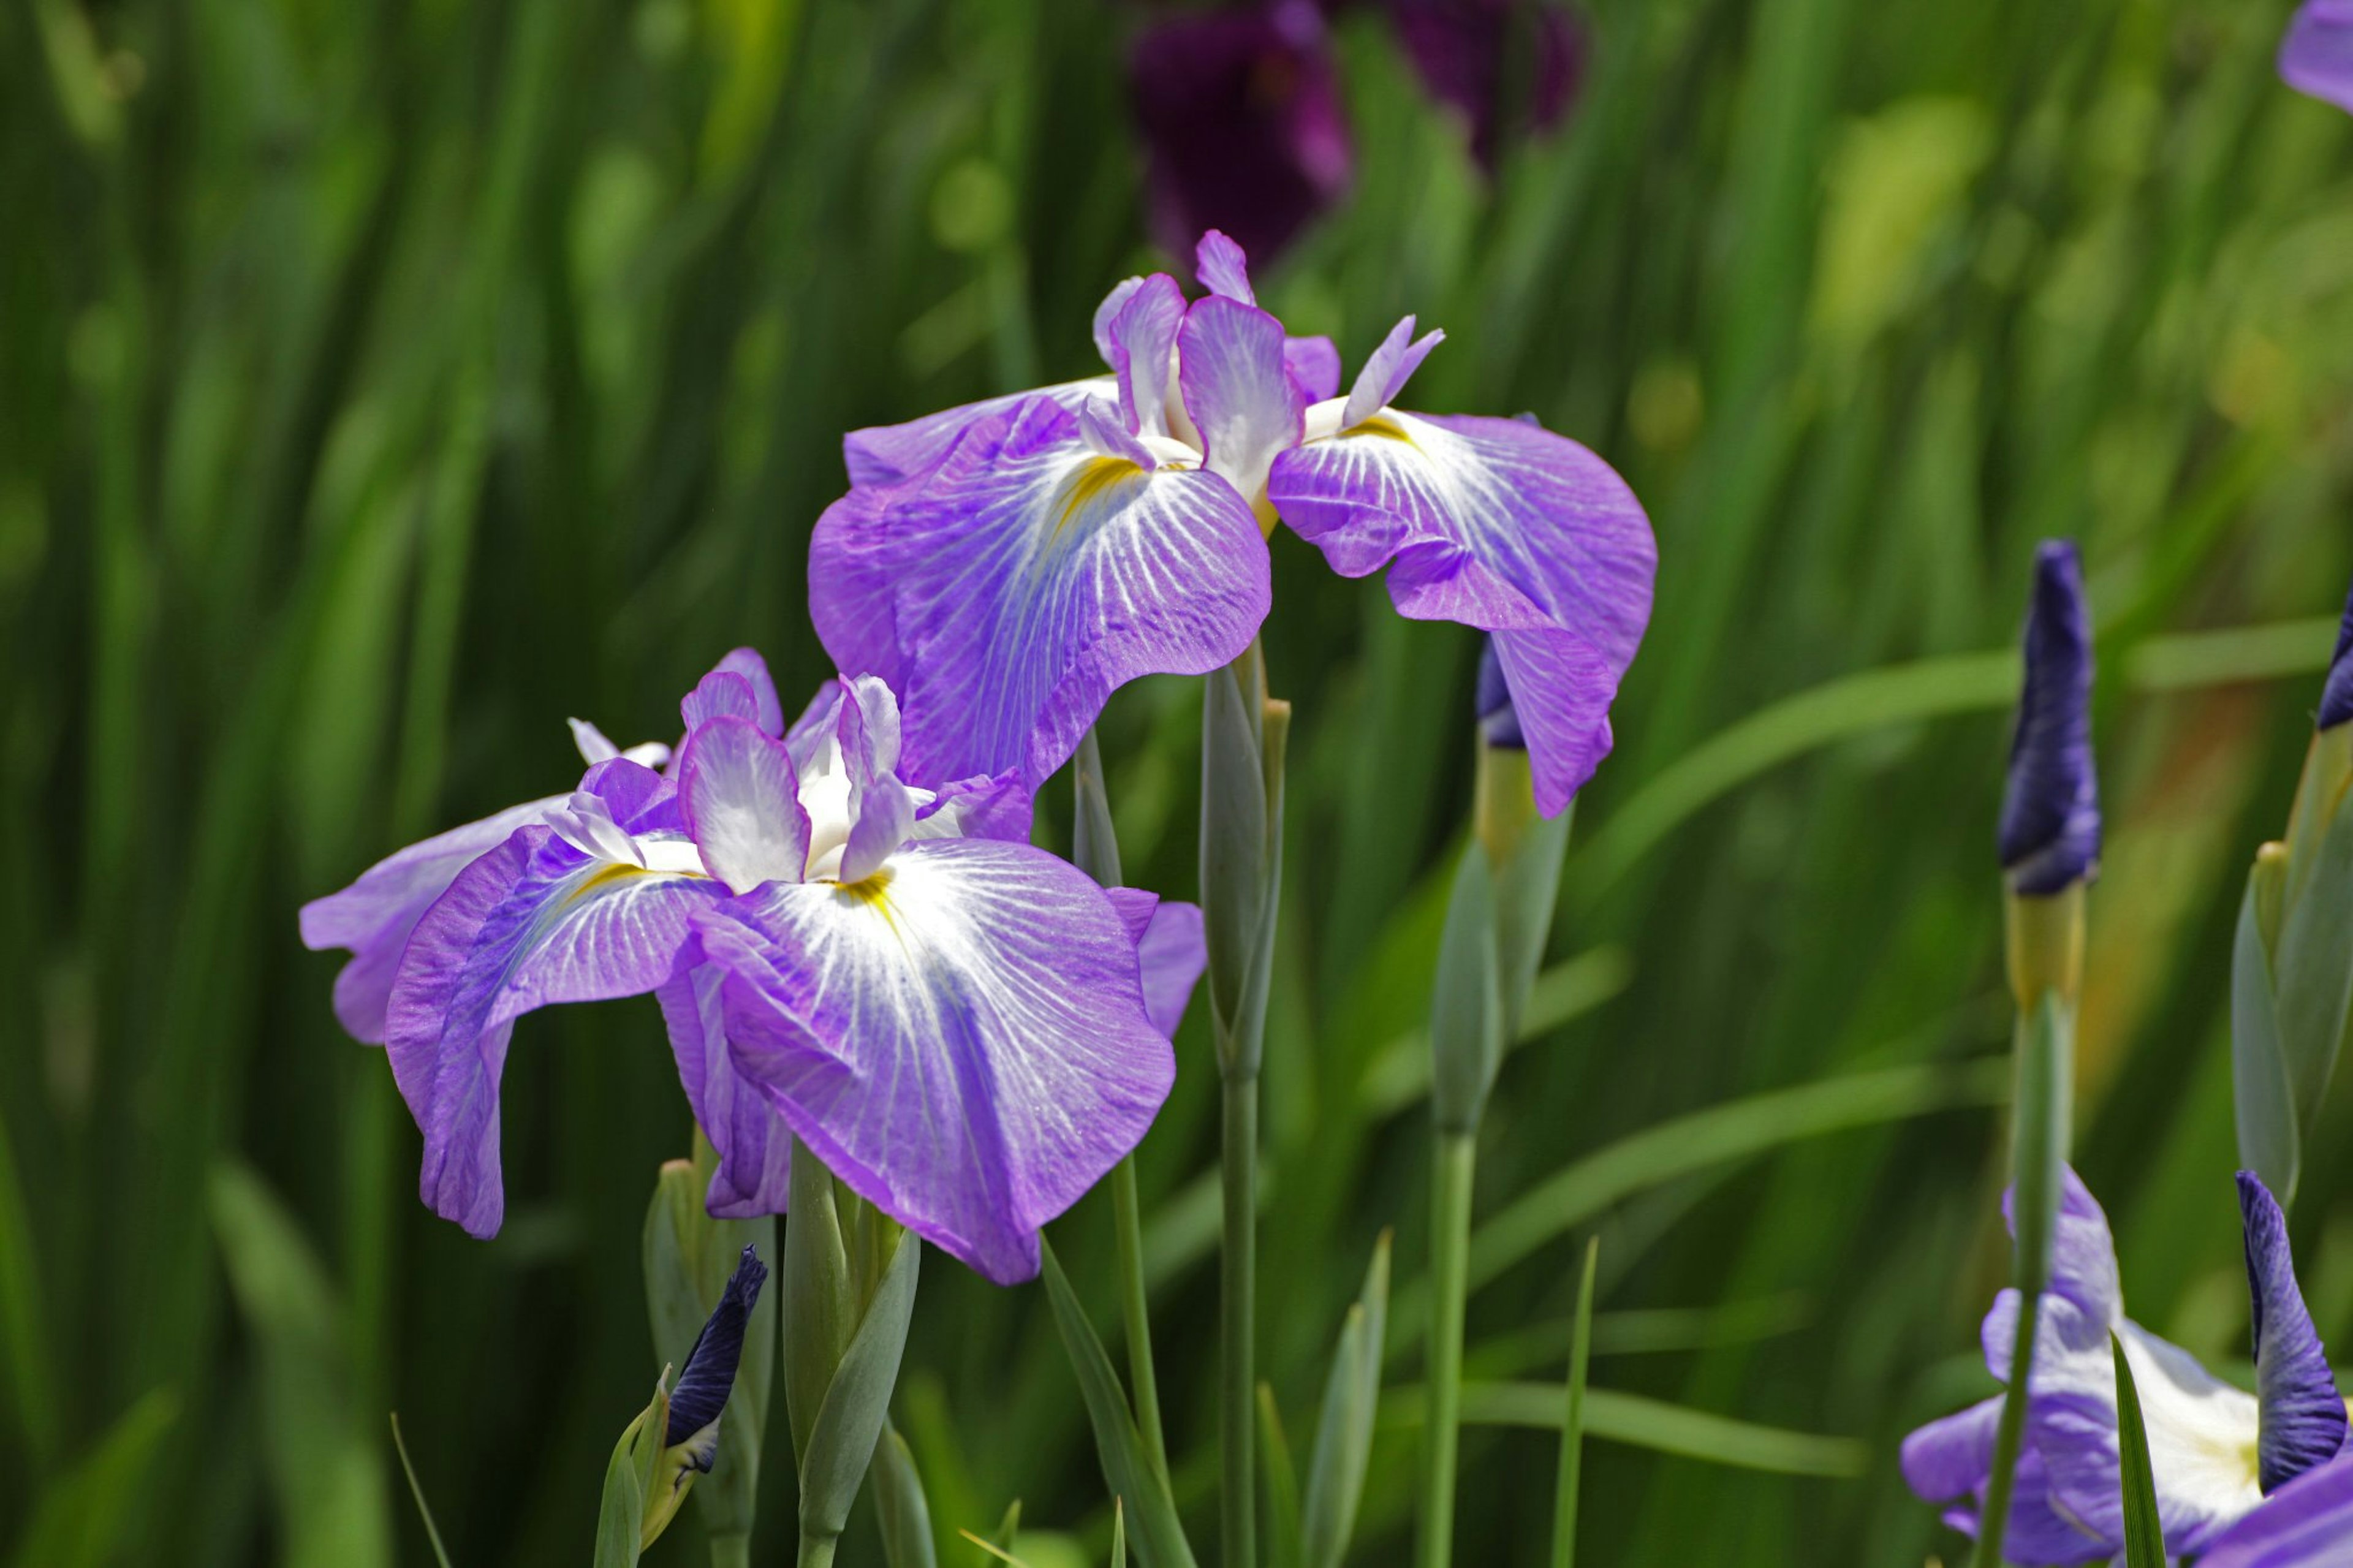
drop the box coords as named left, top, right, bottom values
left=1974, top=1291, right=2043, bottom=1568
left=797, top=1531, right=838, bottom=1568
left=708, top=1535, right=750, bottom=1568
left=1549, top=1235, right=1599, bottom=1568
left=1417, top=1130, right=1478, bottom=1568
left=1222, top=1072, right=1260, bottom=1568
left=1113, top=1154, right=1173, bottom=1490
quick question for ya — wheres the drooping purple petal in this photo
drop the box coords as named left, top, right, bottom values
left=1339, top=316, right=1444, bottom=429
left=1901, top=1396, right=2000, bottom=1511
left=2240, top=1172, right=2349, bottom=1492
left=1284, top=336, right=1343, bottom=403
left=1135, top=900, right=1207, bottom=1038
left=2201, top=1453, right=2353, bottom=1567
left=300, top=796, right=567, bottom=1044
left=665, top=1244, right=767, bottom=1468
left=678, top=717, right=811, bottom=895
left=385, top=763, right=722, bottom=1237
left=1129, top=0, right=1354, bottom=267
left=915, top=771, right=1035, bottom=844
left=690, top=839, right=1175, bottom=1284
left=2282, top=1, right=2353, bottom=115
left=1178, top=294, right=1305, bottom=509
left=1998, top=542, right=2101, bottom=895
left=1385, top=0, right=1587, bottom=172
left=1195, top=230, right=1256, bottom=304
left=1108, top=275, right=1188, bottom=439
left=2319, top=573, right=2353, bottom=730
left=658, top=963, right=794, bottom=1218
left=843, top=381, right=1115, bottom=490
left=1268, top=409, right=1655, bottom=814
left=809, top=395, right=1271, bottom=789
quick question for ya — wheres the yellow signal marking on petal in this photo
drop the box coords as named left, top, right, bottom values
left=833, top=866, right=903, bottom=939
left=1344, top=412, right=1417, bottom=445
left=1050, top=455, right=1146, bottom=541
left=567, top=860, right=705, bottom=903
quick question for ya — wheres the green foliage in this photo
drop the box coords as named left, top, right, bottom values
left=2110, top=1333, right=2165, bottom=1568
left=6, top=0, right=2352, bottom=1562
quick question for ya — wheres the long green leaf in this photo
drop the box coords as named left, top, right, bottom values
left=2112, top=1333, right=2165, bottom=1568
left=9, top=1388, right=179, bottom=1568
left=2232, top=856, right=2299, bottom=1204
left=873, top=1420, right=939, bottom=1568
left=1301, top=1233, right=1390, bottom=1568
left=801, top=1230, right=921, bottom=1543
left=1256, top=1384, right=1303, bottom=1568
left=1549, top=1238, right=1599, bottom=1568
left=387, top=1415, right=455, bottom=1568
left=1382, top=1382, right=1865, bottom=1478
left=2274, top=797, right=2353, bottom=1150
left=1039, top=1241, right=1198, bottom=1568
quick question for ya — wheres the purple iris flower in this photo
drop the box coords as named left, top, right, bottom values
left=1383, top=0, right=1586, bottom=173
left=301, top=650, right=1205, bottom=1285
left=2320, top=577, right=2353, bottom=732
left=2201, top=1452, right=2353, bottom=1567
left=1903, top=1169, right=2345, bottom=1562
left=2283, top=2, right=2353, bottom=114
left=1998, top=541, right=2101, bottom=895
left=1129, top=1, right=1354, bottom=267
left=816, top=232, right=1654, bottom=819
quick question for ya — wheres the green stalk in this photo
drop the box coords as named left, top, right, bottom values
left=1416, top=1131, right=1478, bottom=1568
left=1549, top=1236, right=1599, bottom=1568
left=797, top=1531, right=838, bottom=1568
left=1974, top=1292, right=2044, bottom=1568
left=1222, top=1074, right=1261, bottom=1568
left=1071, top=727, right=1172, bottom=1488
left=1113, top=1156, right=1172, bottom=1490
left=708, top=1536, right=751, bottom=1568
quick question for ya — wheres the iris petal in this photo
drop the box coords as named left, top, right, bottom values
left=1283, top=336, right=1343, bottom=403
left=690, top=839, right=1175, bottom=1284
left=1135, top=899, right=1207, bottom=1039
left=2240, top=1173, right=2350, bottom=1492
left=1269, top=409, right=1654, bottom=813
left=658, top=962, right=794, bottom=1216
left=809, top=395, right=1270, bottom=788
left=2201, top=1453, right=2353, bottom=1567
left=843, top=381, right=1115, bottom=489
left=1108, top=275, right=1188, bottom=439
left=2282, top=1, right=2353, bottom=115
left=1195, top=229, right=1255, bottom=304
left=678, top=717, right=810, bottom=895
left=1178, top=295, right=1305, bottom=510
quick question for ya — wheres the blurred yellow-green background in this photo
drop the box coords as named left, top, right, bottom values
left=5, top=0, right=2353, bottom=1562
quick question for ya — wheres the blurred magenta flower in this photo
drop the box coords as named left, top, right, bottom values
left=1130, top=1, right=1354, bottom=265
left=1903, top=1169, right=2343, bottom=1562
left=817, top=232, right=1653, bottom=816
left=1998, top=542, right=2101, bottom=895
left=2282, top=2, right=2353, bottom=114
left=1383, top=0, right=1586, bottom=172
left=301, top=650, right=1203, bottom=1284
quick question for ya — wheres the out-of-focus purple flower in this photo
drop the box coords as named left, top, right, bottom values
left=1998, top=542, right=2101, bottom=895
left=1903, top=1168, right=2347, bottom=1562
left=1384, top=0, right=1586, bottom=171
left=2282, top=2, right=2353, bottom=115
left=818, top=232, right=1654, bottom=817
left=2319, top=576, right=2353, bottom=730
left=306, top=649, right=1206, bottom=1284
left=1130, top=1, right=1354, bottom=268
left=2200, top=1452, right=2353, bottom=1567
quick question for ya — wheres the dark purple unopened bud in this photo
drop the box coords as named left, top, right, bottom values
left=1384, top=0, right=1586, bottom=172
left=1998, top=542, right=2101, bottom=895
left=1130, top=1, right=1354, bottom=268
left=1476, top=637, right=1525, bottom=749
left=664, top=1246, right=767, bottom=1463
left=2320, top=576, right=2353, bottom=730
left=2238, top=1173, right=2349, bottom=1494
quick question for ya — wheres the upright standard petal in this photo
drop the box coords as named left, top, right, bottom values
left=710, top=647, right=787, bottom=737
left=385, top=761, right=722, bottom=1237
left=690, top=839, right=1175, bottom=1284
left=2282, top=1, right=2353, bottom=115
left=1107, top=274, right=1188, bottom=440
left=1178, top=294, right=1306, bottom=514
left=1269, top=409, right=1656, bottom=814
left=843, top=381, right=1115, bottom=490
left=678, top=717, right=811, bottom=895
left=810, top=396, right=1271, bottom=788
left=2201, top=1453, right=2353, bottom=1568
left=2240, top=1173, right=2350, bottom=1492
left=1195, top=230, right=1255, bottom=304
left=1999, top=541, right=2101, bottom=894
left=1284, top=336, right=1343, bottom=403
left=299, top=795, right=564, bottom=1043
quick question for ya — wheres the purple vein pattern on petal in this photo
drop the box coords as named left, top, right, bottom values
left=2201, top=1454, right=2353, bottom=1567
left=384, top=762, right=721, bottom=1237
left=844, top=381, right=1115, bottom=489
left=2282, top=1, right=2353, bottom=114
left=300, top=795, right=567, bottom=1043
left=1179, top=295, right=1305, bottom=509
left=1269, top=411, right=1655, bottom=814
left=2240, top=1172, right=2350, bottom=1492
left=809, top=396, right=1271, bottom=789
left=1340, top=316, right=1443, bottom=429
left=658, top=961, right=794, bottom=1218
left=679, top=716, right=810, bottom=894
left=712, top=647, right=786, bottom=736
left=1195, top=230, right=1255, bottom=304
left=691, top=839, right=1175, bottom=1284
left=1108, top=275, right=1188, bottom=439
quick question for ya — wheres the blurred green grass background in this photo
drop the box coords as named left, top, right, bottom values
left=4, top=0, right=2352, bottom=1562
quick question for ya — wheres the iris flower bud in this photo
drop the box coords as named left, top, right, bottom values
left=2319, top=579, right=2353, bottom=732
left=1998, top=542, right=2101, bottom=897
left=639, top=1246, right=768, bottom=1550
